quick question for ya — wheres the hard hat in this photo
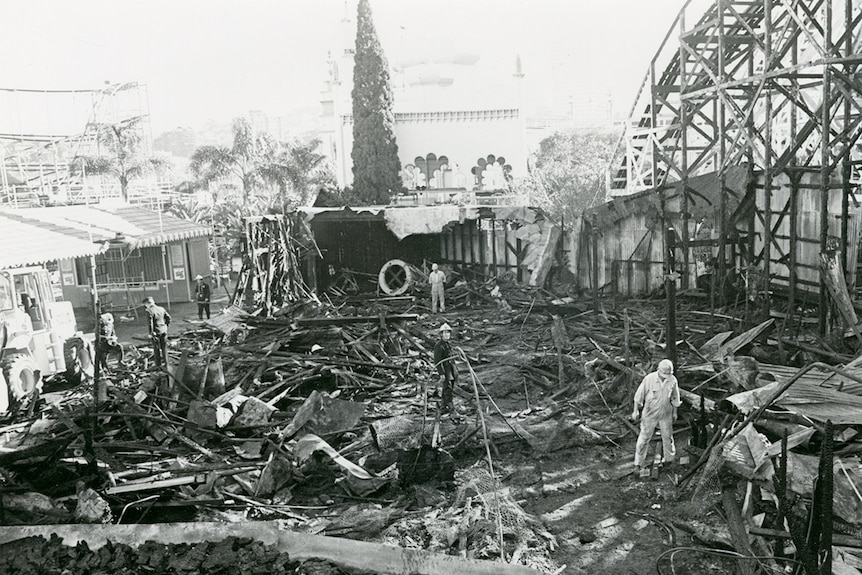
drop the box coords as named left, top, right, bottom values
left=439, top=323, right=452, bottom=332
left=658, top=359, right=674, bottom=373
left=195, top=274, right=203, bottom=281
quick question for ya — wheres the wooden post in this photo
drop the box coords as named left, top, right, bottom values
left=503, top=225, right=510, bottom=274
left=478, top=218, right=486, bottom=275
left=787, top=30, right=800, bottom=336
left=763, top=0, right=773, bottom=320
left=490, top=217, right=498, bottom=277
left=819, top=72, right=833, bottom=336
left=666, top=227, right=678, bottom=364
left=717, top=0, right=728, bottom=307
left=679, top=8, right=690, bottom=291
left=467, top=219, right=474, bottom=280
left=721, top=483, right=757, bottom=575
left=460, top=223, right=467, bottom=269
left=516, top=237, right=523, bottom=283
left=624, top=308, right=632, bottom=392
left=841, top=0, right=852, bottom=281
left=591, top=214, right=599, bottom=313
left=90, top=255, right=102, bottom=403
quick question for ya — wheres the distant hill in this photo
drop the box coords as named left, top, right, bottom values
left=154, top=107, right=325, bottom=158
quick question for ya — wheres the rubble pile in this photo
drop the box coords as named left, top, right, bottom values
left=0, top=534, right=355, bottom=575
left=0, top=291, right=587, bottom=571
left=4, top=273, right=862, bottom=572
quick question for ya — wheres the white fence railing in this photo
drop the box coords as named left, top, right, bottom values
left=0, top=180, right=180, bottom=209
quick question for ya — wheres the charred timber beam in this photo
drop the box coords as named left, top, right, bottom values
left=295, top=314, right=419, bottom=327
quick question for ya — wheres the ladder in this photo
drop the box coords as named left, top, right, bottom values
left=94, top=258, right=139, bottom=320
left=231, top=261, right=252, bottom=308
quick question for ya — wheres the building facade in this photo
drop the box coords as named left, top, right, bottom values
left=318, top=6, right=528, bottom=196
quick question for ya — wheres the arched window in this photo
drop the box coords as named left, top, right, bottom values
left=404, top=153, right=468, bottom=190
left=471, top=155, right=513, bottom=191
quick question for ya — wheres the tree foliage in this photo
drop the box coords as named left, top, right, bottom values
left=189, top=118, right=275, bottom=206
left=349, top=0, right=403, bottom=205
left=73, top=117, right=171, bottom=202
left=178, top=117, right=337, bottom=267
left=523, top=129, right=620, bottom=225
left=260, top=139, right=336, bottom=211
left=167, top=190, right=246, bottom=269
left=189, top=119, right=335, bottom=212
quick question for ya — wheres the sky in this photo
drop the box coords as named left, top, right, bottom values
left=0, top=0, right=699, bottom=136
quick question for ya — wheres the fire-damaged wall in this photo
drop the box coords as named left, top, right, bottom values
left=578, top=165, right=862, bottom=302
left=439, top=211, right=561, bottom=284
left=302, top=206, right=562, bottom=292
left=307, top=210, right=438, bottom=292
left=579, top=167, right=750, bottom=297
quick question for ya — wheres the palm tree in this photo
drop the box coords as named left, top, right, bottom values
left=74, top=117, right=171, bottom=202
left=189, top=118, right=275, bottom=206
left=260, top=139, right=336, bottom=212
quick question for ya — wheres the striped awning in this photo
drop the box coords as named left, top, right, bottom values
left=0, top=202, right=211, bottom=256
left=0, top=212, right=106, bottom=268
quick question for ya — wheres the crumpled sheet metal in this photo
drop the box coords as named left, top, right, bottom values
left=724, top=380, right=862, bottom=425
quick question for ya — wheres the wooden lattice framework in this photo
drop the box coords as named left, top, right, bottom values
left=610, top=0, right=862, bottom=333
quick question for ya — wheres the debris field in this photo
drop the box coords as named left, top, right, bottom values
left=2, top=274, right=862, bottom=574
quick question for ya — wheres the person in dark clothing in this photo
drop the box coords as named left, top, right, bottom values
left=95, top=312, right=123, bottom=371
left=143, top=297, right=171, bottom=367
left=432, top=323, right=458, bottom=411
left=195, top=275, right=211, bottom=320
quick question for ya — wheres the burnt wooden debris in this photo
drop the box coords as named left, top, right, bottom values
left=4, top=267, right=862, bottom=573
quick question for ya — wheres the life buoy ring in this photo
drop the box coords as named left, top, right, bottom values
left=378, top=259, right=415, bottom=296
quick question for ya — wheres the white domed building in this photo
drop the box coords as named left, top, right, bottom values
left=319, top=7, right=528, bottom=204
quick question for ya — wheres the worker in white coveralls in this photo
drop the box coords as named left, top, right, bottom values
left=632, top=359, right=682, bottom=474
left=429, top=263, right=446, bottom=313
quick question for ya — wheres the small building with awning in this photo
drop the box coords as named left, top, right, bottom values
left=0, top=203, right=212, bottom=313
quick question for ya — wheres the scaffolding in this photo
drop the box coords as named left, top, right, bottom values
left=0, top=82, right=172, bottom=208
left=608, top=0, right=862, bottom=337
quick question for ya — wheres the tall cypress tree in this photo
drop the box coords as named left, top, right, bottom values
left=350, top=0, right=403, bottom=205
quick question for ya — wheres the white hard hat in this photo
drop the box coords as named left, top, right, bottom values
left=439, top=323, right=452, bottom=332
left=658, top=359, right=674, bottom=373
left=195, top=274, right=203, bottom=281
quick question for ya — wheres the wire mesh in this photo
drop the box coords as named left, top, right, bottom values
left=454, top=465, right=533, bottom=540
left=691, top=439, right=727, bottom=512
left=370, top=416, right=424, bottom=451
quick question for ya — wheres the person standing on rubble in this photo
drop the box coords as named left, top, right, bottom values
left=95, top=312, right=123, bottom=371
left=143, top=297, right=171, bottom=367
left=195, top=274, right=211, bottom=320
left=632, top=358, right=682, bottom=475
left=429, top=263, right=446, bottom=313
left=433, top=322, right=458, bottom=412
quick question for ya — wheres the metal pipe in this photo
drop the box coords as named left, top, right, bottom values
left=161, top=245, right=171, bottom=311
